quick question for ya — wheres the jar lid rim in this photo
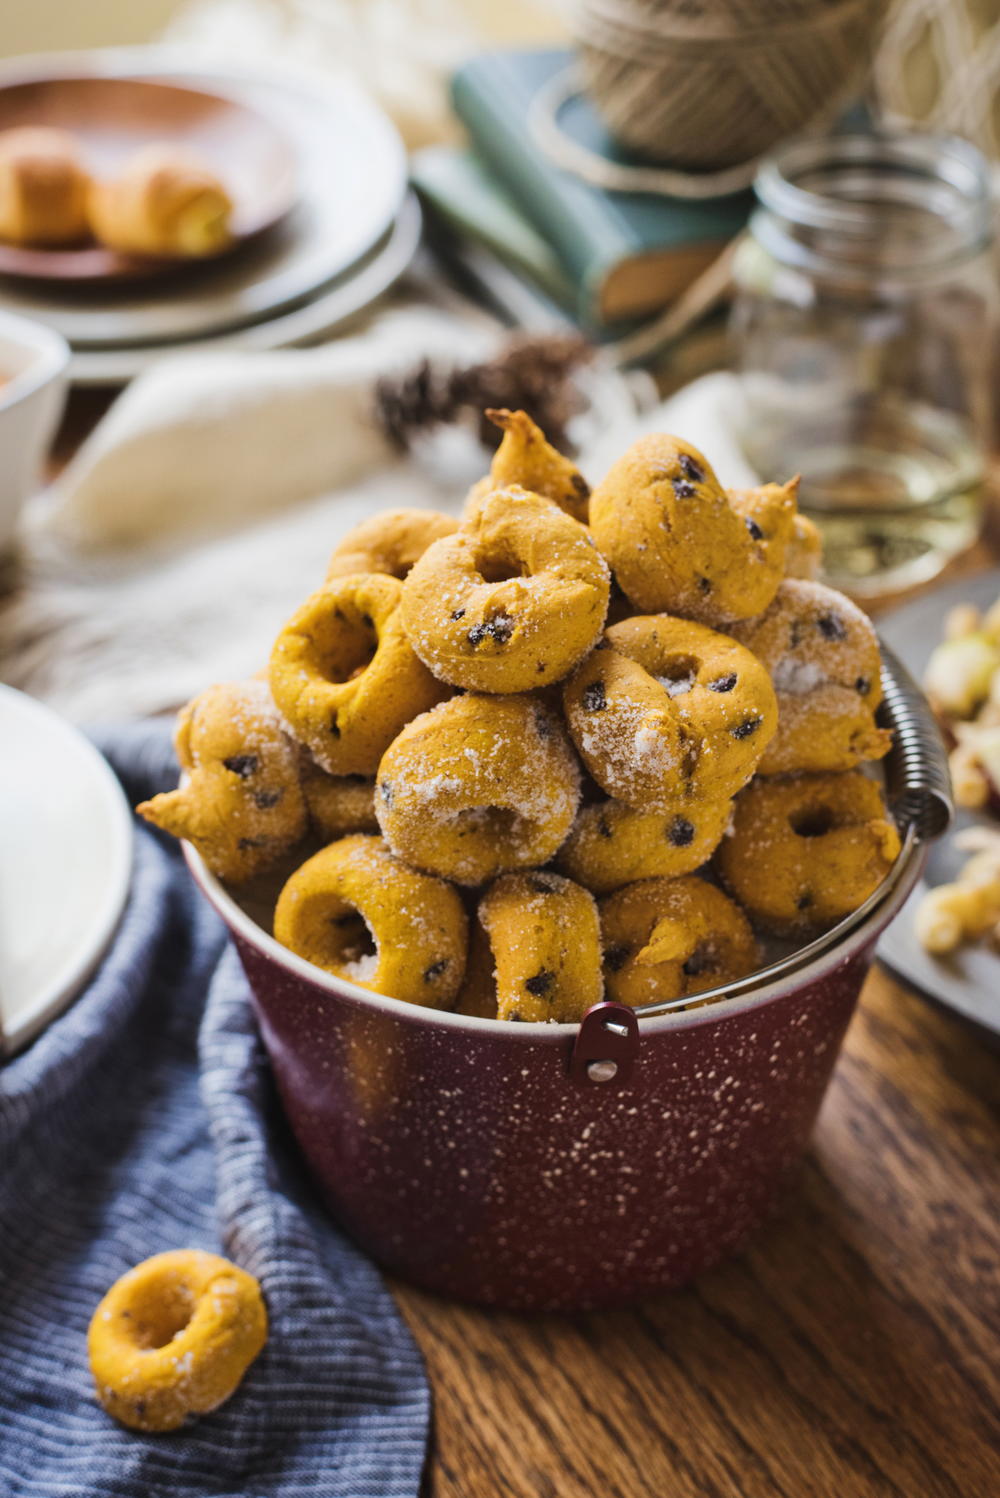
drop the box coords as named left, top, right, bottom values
left=755, top=130, right=994, bottom=253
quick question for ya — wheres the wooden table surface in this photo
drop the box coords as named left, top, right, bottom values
left=47, top=394, right=1000, bottom=1498
left=397, top=967, right=999, bottom=1498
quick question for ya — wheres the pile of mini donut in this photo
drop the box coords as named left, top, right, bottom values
left=140, top=409, right=901, bottom=1023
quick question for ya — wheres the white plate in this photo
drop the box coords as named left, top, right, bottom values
left=70, top=192, right=423, bottom=385
left=0, top=685, right=133, bottom=1057
left=0, top=48, right=407, bottom=348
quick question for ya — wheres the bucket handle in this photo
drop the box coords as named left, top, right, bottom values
left=878, top=643, right=954, bottom=842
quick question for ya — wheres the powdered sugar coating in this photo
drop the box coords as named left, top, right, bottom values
left=375, top=693, right=581, bottom=885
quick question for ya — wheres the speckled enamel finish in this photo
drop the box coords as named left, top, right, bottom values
left=223, top=917, right=901, bottom=1311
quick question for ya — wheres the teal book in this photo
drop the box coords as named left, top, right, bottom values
left=410, top=145, right=577, bottom=316
left=450, top=48, right=750, bottom=327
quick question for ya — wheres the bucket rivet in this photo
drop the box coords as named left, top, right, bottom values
left=587, top=1059, right=618, bottom=1083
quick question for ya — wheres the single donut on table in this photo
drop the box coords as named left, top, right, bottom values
left=88, top=1250, right=267, bottom=1433
left=375, top=693, right=580, bottom=885
left=563, top=615, right=777, bottom=808
left=588, top=435, right=797, bottom=625
left=716, top=771, right=901, bottom=933
left=274, top=834, right=468, bottom=1006
left=728, top=579, right=892, bottom=774
left=301, top=763, right=378, bottom=840
left=557, top=791, right=733, bottom=894
left=479, top=869, right=603, bottom=1023
left=599, top=876, right=757, bottom=1009
left=269, top=572, right=447, bottom=776
left=401, top=486, right=609, bottom=692
left=464, top=408, right=590, bottom=524
left=325, top=508, right=459, bottom=581
left=137, top=680, right=307, bottom=883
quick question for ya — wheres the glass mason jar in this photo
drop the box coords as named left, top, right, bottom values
left=731, top=131, right=997, bottom=595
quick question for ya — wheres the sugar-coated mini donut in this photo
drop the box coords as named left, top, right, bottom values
left=589, top=435, right=797, bottom=625
left=376, top=693, right=580, bottom=885
left=557, top=792, right=733, bottom=894
left=269, top=572, right=447, bottom=775
left=464, top=408, right=590, bottom=523
left=325, top=508, right=459, bottom=581
left=563, top=615, right=777, bottom=808
left=479, top=870, right=603, bottom=1022
left=137, top=680, right=308, bottom=883
left=717, top=771, right=901, bottom=933
left=274, top=834, right=467, bottom=1006
left=401, top=486, right=609, bottom=692
left=729, top=580, right=891, bottom=774
left=600, top=876, right=757, bottom=1009
left=88, top=1250, right=267, bottom=1433
left=301, top=764, right=378, bottom=840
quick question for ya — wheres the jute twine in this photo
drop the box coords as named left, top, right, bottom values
left=542, top=0, right=889, bottom=195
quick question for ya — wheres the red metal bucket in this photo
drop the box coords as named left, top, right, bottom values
left=187, top=651, right=950, bottom=1310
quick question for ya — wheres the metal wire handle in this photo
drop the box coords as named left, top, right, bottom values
left=878, top=642, right=954, bottom=842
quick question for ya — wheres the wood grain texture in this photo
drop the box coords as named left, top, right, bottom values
left=395, top=968, right=1000, bottom=1498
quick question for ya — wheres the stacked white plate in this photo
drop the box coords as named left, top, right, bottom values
left=0, top=48, right=418, bottom=384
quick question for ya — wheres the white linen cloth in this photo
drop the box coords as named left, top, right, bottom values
left=0, top=287, right=701, bottom=722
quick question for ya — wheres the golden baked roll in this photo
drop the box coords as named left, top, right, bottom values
left=478, top=869, right=603, bottom=1023
left=563, top=615, right=777, bottom=808
left=728, top=579, right=891, bottom=774
left=717, top=771, right=901, bottom=933
left=326, top=508, right=459, bottom=582
left=269, top=572, right=448, bottom=776
left=88, top=144, right=233, bottom=257
left=464, top=407, right=590, bottom=524
left=402, top=485, right=609, bottom=693
left=137, top=679, right=307, bottom=883
left=0, top=126, right=90, bottom=245
left=588, top=435, right=797, bottom=625
left=600, top=876, right=757, bottom=1009
left=375, top=692, right=580, bottom=885
left=274, top=834, right=467, bottom=1007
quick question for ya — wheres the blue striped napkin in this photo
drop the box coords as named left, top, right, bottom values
left=0, top=722, right=429, bottom=1498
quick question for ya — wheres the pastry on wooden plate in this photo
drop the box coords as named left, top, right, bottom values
left=0, top=126, right=90, bottom=246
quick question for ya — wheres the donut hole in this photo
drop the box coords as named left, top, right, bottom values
left=790, top=805, right=836, bottom=839
left=450, top=804, right=525, bottom=844
left=330, top=907, right=379, bottom=980
left=476, top=550, right=527, bottom=585
left=681, top=942, right=717, bottom=978
left=125, top=1277, right=197, bottom=1349
left=311, top=612, right=377, bottom=685
left=656, top=654, right=700, bottom=698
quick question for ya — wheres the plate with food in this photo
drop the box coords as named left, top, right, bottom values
left=128, top=414, right=950, bottom=1308
left=0, top=74, right=297, bottom=282
left=878, top=568, right=1000, bottom=1040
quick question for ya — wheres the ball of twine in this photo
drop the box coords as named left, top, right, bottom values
left=572, top=0, right=889, bottom=172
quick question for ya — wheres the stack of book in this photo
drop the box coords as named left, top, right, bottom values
left=412, top=48, right=751, bottom=340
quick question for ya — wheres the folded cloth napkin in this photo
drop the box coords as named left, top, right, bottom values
left=0, top=721, right=429, bottom=1498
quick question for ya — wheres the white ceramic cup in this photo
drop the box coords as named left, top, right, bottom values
left=0, top=310, right=70, bottom=553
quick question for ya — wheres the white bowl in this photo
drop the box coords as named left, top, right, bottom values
left=0, top=310, right=70, bottom=552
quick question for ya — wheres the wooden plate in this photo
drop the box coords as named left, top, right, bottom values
left=0, top=75, right=297, bottom=282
